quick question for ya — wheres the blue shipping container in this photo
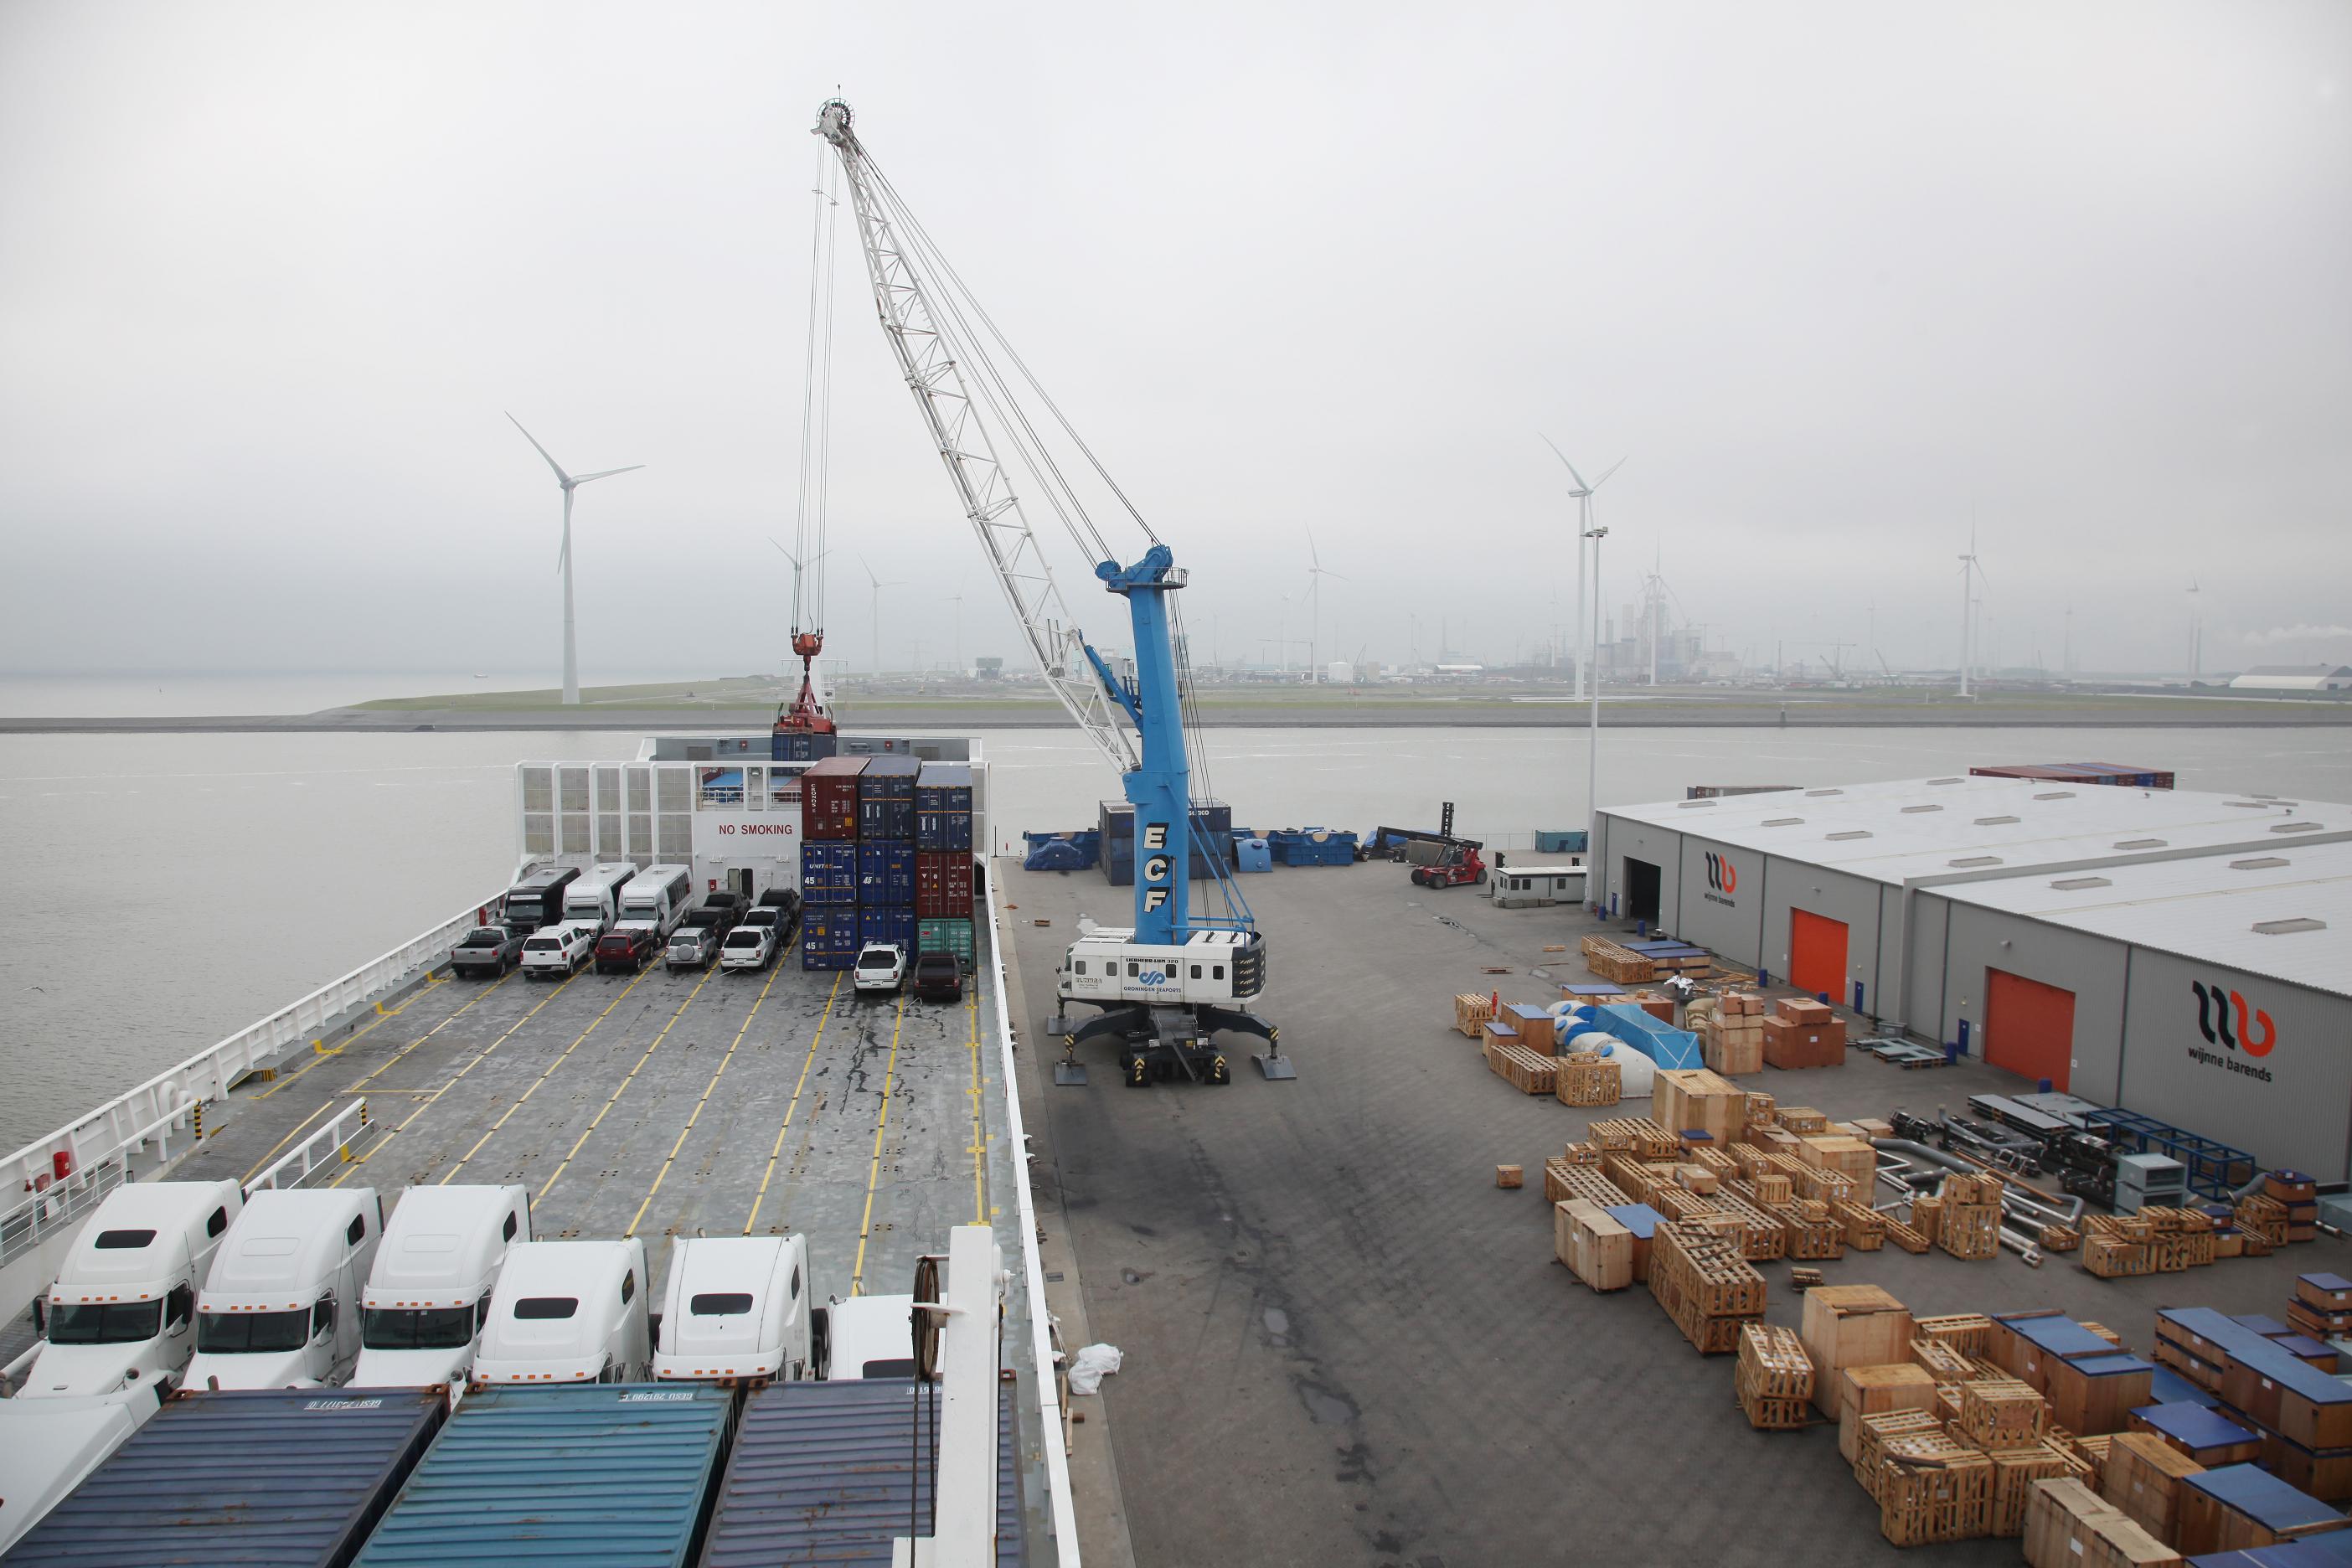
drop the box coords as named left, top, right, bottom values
left=857, top=798, right=916, bottom=841
left=800, top=842, right=858, bottom=905
left=803, top=908, right=859, bottom=952
left=354, top=1384, right=732, bottom=1568
left=914, top=762, right=974, bottom=814
left=15, top=1386, right=443, bottom=1568
left=769, top=730, right=838, bottom=762
left=858, top=907, right=916, bottom=948
left=857, top=754, right=920, bottom=802
left=916, top=809, right=974, bottom=853
left=856, top=841, right=916, bottom=905
left=699, top=1379, right=1022, bottom=1568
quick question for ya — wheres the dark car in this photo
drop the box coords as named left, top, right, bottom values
left=910, top=950, right=963, bottom=1003
left=450, top=924, right=526, bottom=978
left=680, top=896, right=743, bottom=938
left=756, top=887, right=806, bottom=945
left=594, top=928, right=657, bottom=974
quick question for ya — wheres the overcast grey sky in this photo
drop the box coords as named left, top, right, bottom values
left=2, top=2, right=2345, bottom=683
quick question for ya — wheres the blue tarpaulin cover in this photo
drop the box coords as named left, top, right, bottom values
left=2184, top=1464, right=2348, bottom=1534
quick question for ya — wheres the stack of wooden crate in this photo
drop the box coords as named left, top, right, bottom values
left=1554, top=1054, right=1620, bottom=1107
left=1803, top=1285, right=1913, bottom=1419
left=2237, top=1193, right=2288, bottom=1253
left=1579, top=934, right=1655, bottom=985
left=2022, top=1477, right=2176, bottom=1565
left=1553, top=1198, right=1634, bottom=1291
left=1452, top=993, right=1493, bottom=1038
left=2266, top=1169, right=2321, bottom=1244
left=2289, top=1271, right=2352, bottom=1343
left=1762, top=996, right=1846, bottom=1069
left=2139, top=1206, right=2217, bottom=1271
left=1647, top=1220, right=1767, bottom=1353
left=1736, top=1323, right=1813, bottom=1430
left=1652, top=1068, right=1747, bottom=1146
left=1694, top=990, right=1765, bottom=1075
left=2083, top=1214, right=2157, bottom=1278
left=1937, top=1172, right=2005, bottom=1261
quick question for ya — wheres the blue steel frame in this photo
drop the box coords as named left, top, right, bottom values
left=1088, top=545, right=1253, bottom=947
left=2079, top=1107, right=2258, bottom=1200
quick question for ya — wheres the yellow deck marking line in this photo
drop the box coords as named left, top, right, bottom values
left=622, top=965, right=777, bottom=1234
left=743, top=972, right=843, bottom=1235
left=255, top=983, right=429, bottom=1099
left=848, top=995, right=907, bottom=1297
left=967, top=990, right=987, bottom=1224
left=439, top=966, right=652, bottom=1185
left=537, top=964, right=722, bottom=1204
left=347, top=968, right=517, bottom=1092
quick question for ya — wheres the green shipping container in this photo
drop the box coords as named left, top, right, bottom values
left=917, top=916, right=975, bottom=971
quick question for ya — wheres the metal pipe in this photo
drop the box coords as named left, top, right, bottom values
left=1874, top=1137, right=2083, bottom=1224
left=1999, top=1226, right=2045, bottom=1267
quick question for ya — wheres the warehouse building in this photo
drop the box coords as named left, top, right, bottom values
left=1591, top=776, right=2352, bottom=1179
left=2229, top=664, right=2352, bottom=693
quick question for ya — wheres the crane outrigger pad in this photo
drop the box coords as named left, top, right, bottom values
left=1254, top=1054, right=1297, bottom=1081
left=1053, top=1059, right=1089, bottom=1087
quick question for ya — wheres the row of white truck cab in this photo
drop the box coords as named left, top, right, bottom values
left=3, top=1179, right=909, bottom=1549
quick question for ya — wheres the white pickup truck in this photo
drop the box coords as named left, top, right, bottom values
left=520, top=921, right=596, bottom=979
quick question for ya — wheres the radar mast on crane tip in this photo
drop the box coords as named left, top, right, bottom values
left=812, top=97, right=1287, bottom=1086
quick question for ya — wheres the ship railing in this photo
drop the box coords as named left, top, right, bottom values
left=0, top=1145, right=129, bottom=1275
left=983, top=872, right=1081, bottom=1568
left=0, top=891, right=501, bottom=1206
left=246, top=1099, right=370, bottom=1194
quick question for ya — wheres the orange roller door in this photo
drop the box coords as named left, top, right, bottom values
left=1788, top=909, right=1848, bottom=1000
left=1985, top=969, right=2075, bottom=1091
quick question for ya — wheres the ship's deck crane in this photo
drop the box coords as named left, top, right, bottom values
left=814, top=100, right=1284, bottom=1086
left=774, top=147, right=844, bottom=750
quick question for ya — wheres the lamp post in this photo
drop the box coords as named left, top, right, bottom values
left=1585, top=524, right=1607, bottom=905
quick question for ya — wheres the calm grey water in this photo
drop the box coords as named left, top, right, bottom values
left=3, top=721, right=2346, bottom=1151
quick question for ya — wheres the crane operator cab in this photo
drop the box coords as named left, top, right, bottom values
left=1052, top=926, right=1277, bottom=1087
left=1058, top=929, right=1263, bottom=1008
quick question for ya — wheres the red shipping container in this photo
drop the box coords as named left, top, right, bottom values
left=800, top=756, right=867, bottom=841
left=916, top=852, right=974, bottom=918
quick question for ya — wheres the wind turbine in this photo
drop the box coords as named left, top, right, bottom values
left=767, top=538, right=831, bottom=627
left=1540, top=437, right=1626, bottom=700
left=856, top=554, right=905, bottom=674
left=2186, top=580, right=2203, bottom=683
left=1303, top=527, right=1347, bottom=683
left=508, top=414, right=642, bottom=705
left=1956, top=530, right=1989, bottom=698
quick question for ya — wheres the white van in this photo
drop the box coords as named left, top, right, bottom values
left=351, top=1184, right=530, bottom=1388
left=472, top=1239, right=649, bottom=1385
left=520, top=921, right=596, bottom=979
left=652, top=1235, right=812, bottom=1385
left=821, top=1292, right=918, bottom=1380
left=613, top=864, right=693, bottom=940
left=23, top=1179, right=241, bottom=1401
left=183, top=1188, right=383, bottom=1390
left=560, top=862, right=639, bottom=934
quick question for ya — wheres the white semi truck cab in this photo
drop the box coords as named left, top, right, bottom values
left=651, top=1234, right=811, bottom=1385
left=821, top=1292, right=920, bottom=1380
left=23, top=1179, right=242, bottom=1402
left=351, top=1184, right=530, bottom=1388
left=472, top=1239, right=650, bottom=1385
left=183, top=1188, right=383, bottom=1390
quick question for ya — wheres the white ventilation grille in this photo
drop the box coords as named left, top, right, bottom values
left=2252, top=917, right=2326, bottom=936
left=2050, top=876, right=2112, bottom=890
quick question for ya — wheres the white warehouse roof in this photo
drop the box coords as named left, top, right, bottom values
left=1602, top=776, right=2350, bottom=889
left=1939, top=838, right=2352, bottom=998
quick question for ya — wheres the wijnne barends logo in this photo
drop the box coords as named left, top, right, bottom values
left=1702, top=851, right=1738, bottom=906
left=2190, top=981, right=2276, bottom=1057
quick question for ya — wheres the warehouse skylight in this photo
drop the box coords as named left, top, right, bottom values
left=1901, top=804, right=1944, bottom=814
left=2231, top=857, right=2290, bottom=870
left=1676, top=799, right=1716, bottom=808
left=2050, top=876, right=2112, bottom=890
left=2112, top=838, right=2167, bottom=850
left=1826, top=829, right=1872, bottom=841
left=1927, top=776, right=1963, bottom=785
left=1804, top=788, right=1844, bottom=797
left=1761, top=817, right=1803, bottom=827
left=2271, top=822, right=2324, bottom=835
left=2252, top=918, right=2327, bottom=936
left=1974, top=815, right=2021, bottom=827
left=2033, top=791, right=2076, bottom=801
left=1949, top=855, right=2003, bottom=868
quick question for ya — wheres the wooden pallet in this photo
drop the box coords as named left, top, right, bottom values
left=1912, top=1313, right=1994, bottom=1357
left=1543, top=1159, right=1633, bottom=1209
left=1832, top=1199, right=1886, bottom=1251
left=1589, top=1117, right=1679, bottom=1160
left=1736, top=1323, right=1815, bottom=1430
left=1487, top=1040, right=1557, bottom=1095
left=1911, top=1339, right=1977, bottom=1383
left=1881, top=1215, right=1932, bottom=1254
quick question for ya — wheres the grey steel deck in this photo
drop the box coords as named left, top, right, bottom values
left=179, top=943, right=1012, bottom=1309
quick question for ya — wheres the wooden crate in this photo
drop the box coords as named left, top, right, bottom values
left=1589, top=1117, right=1679, bottom=1160
left=1495, top=1163, right=1524, bottom=1189
left=1911, top=1194, right=1944, bottom=1245
left=1937, top=1203, right=2003, bottom=1261
left=1841, top=1364, right=1939, bottom=1464
left=1452, top=993, right=1494, bottom=1038
left=2023, top=1476, right=2177, bottom=1567
left=2041, top=1223, right=2083, bottom=1253
left=1652, top=1068, right=1747, bottom=1147
left=1554, top=1198, right=1634, bottom=1291
left=1784, top=1215, right=1845, bottom=1261
left=1882, top=1215, right=1932, bottom=1254
left=1878, top=1434, right=1994, bottom=1546
left=1776, top=1106, right=1830, bottom=1135
left=2177, top=1467, right=2352, bottom=1555
left=1542, top=1159, right=1632, bottom=1209
left=2150, top=1233, right=2215, bottom=1271
left=1957, top=1379, right=2053, bottom=1452
left=1803, top=1284, right=1913, bottom=1419
left=1555, top=1055, right=1621, bottom=1107
left=1736, top=1323, right=1814, bottom=1430
left=1914, top=1313, right=1995, bottom=1356
left=1580, top=934, right=1656, bottom=985
left=2236, top=1194, right=2289, bottom=1246
left=1911, top=1338, right=1978, bottom=1383
left=1648, top=1222, right=1767, bottom=1354
left=2084, top=1235, right=2154, bottom=1277
left=1989, top=1441, right=2077, bottom=1538
left=1487, top=1041, right=1558, bottom=1095
left=2102, top=1431, right=2205, bottom=1545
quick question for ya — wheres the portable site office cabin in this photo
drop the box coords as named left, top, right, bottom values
left=1591, top=777, right=2352, bottom=1179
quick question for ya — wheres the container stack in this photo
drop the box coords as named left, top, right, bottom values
left=800, top=756, right=867, bottom=969
left=1098, top=798, right=1233, bottom=886
left=916, top=763, right=976, bottom=970
left=1762, top=996, right=1846, bottom=1069
left=2151, top=1305, right=2352, bottom=1502
left=856, top=756, right=920, bottom=953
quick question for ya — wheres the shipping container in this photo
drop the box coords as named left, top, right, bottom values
left=857, top=755, right=920, bottom=807
left=802, top=909, right=859, bottom=970
left=354, top=1384, right=732, bottom=1568
left=13, top=1387, right=443, bottom=1568
left=917, top=916, right=976, bottom=971
left=800, top=842, right=858, bottom=906
left=697, top=1379, right=1022, bottom=1568
left=916, top=852, right=975, bottom=918
left=1969, top=762, right=2176, bottom=790
left=858, top=907, right=916, bottom=949
left=1098, top=797, right=1233, bottom=843
left=858, top=797, right=916, bottom=842
left=769, top=730, right=839, bottom=763
left=798, top=756, right=866, bottom=842
left=914, top=763, right=974, bottom=815
left=856, top=842, right=916, bottom=906
left=916, top=809, right=975, bottom=853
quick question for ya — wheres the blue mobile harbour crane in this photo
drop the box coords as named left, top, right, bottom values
left=816, top=100, right=1282, bottom=1088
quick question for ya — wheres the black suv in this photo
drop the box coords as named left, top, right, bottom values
left=911, top=951, right=963, bottom=1003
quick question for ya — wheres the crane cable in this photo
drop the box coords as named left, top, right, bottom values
left=789, top=142, right=841, bottom=637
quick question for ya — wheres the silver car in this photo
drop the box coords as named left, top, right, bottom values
left=665, top=926, right=720, bottom=972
